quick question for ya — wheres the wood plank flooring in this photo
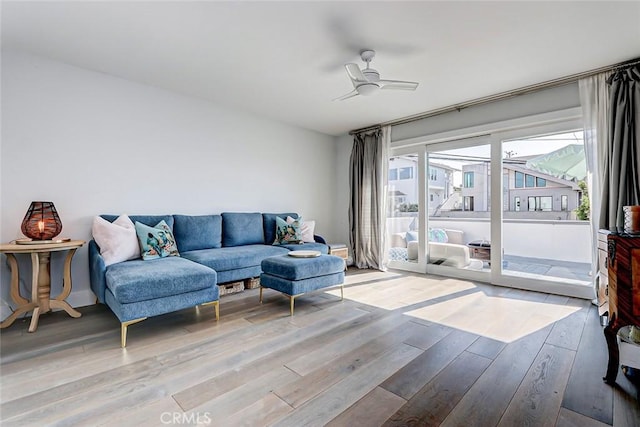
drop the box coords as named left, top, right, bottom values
left=1, top=269, right=638, bottom=426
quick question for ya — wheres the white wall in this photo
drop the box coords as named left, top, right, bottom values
left=1, top=51, right=338, bottom=313
left=333, top=134, right=353, bottom=252
left=391, top=83, right=581, bottom=142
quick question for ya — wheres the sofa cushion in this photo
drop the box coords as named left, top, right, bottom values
left=299, top=218, right=316, bottom=243
left=222, top=212, right=264, bottom=247
left=92, top=214, right=140, bottom=266
left=102, top=214, right=174, bottom=231
left=260, top=271, right=344, bottom=296
left=263, top=213, right=298, bottom=245
left=261, top=254, right=345, bottom=281
left=428, top=228, right=448, bottom=243
left=105, top=257, right=216, bottom=304
left=173, top=214, right=222, bottom=252
left=405, top=231, right=418, bottom=243
left=134, top=220, right=180, bottom=260
left=106, top=286, right=218, bottom=323
left=182, top=244, right=288, bottom=272
left=273, top=216, right=302, bottom=245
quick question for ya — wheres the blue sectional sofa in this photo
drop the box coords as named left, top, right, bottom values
left=89, top=212, right=328, bottom=347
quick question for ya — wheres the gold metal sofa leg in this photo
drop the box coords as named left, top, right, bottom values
left=121, top=318, right=147, bottom=348
left=202, top=300, right=220, bottom=321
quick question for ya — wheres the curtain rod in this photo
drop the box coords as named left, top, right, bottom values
left=349, top=56, right=640, bottom=136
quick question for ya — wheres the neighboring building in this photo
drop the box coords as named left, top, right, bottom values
left=388, top=156, right=457, bottom=215
left=460, top=145, right=585, bottom=216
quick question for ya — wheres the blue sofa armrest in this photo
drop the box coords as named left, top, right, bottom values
left=88, top=240, right=107, bottom=304
left=314, top=234, right=326, bottom=244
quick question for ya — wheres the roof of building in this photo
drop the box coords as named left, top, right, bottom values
left=525, top=144, right=586, bottom=181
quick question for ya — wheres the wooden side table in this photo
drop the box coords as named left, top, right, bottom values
left=0, top=239, right=85, bottom=332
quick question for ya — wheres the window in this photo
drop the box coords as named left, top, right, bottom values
left=389, top=168, right=398, bottom=181
left=429, top=167, right=438, bottom=181
left=463, top=196, right=474, bottom=211
left=561, top=195, right=568, bottom=211
left=515, top=171, right=524, bottom=188
left=514, top=196, right=520, bottom=212
left=464, top=172, right=474, bottom=188
left=540, top=196, right=552, bottom=211
left=430, top=194, right=434, bottom=202
left=536, top=177, right=546, bottom=187
left=525, top=174, right=535, bottom=187
left=528, top=196, right=552, bottom=211
left=399, top=167, right=413, bottom=180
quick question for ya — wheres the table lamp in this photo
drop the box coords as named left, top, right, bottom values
left=20, top=201, right=63, bottom=241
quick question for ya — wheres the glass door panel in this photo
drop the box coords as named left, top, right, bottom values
left=387, top=153, right=422, bottom=269
left=501, top=131, right=591, bottom=286
left=426, top=142, right=492, bottom=276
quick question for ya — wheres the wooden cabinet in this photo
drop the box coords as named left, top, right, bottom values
left=603, top=232, right=640, bottom=385
left=597, top=230, right=610, bottom=316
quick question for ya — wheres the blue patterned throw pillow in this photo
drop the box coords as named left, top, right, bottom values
left=428, top=228, right=448, bottom=243
left=273, top=216, right=302, bottom=245
left=135, top=220, right=180, bottom=260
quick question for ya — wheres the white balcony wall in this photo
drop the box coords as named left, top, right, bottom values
left=387, top=217, right=591, bottom=264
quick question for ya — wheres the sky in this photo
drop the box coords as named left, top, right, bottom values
left=428, top=131, right=584, bottom=186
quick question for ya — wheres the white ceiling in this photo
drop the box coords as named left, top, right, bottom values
left=2, top=1, right=640, bottom=136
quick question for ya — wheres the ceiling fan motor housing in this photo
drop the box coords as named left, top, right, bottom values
left=362, top=68, right=380, bottom=82
left=356, top=83, right=379, bottom=96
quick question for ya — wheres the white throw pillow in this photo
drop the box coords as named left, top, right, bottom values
left=92, top=215, right=140, bottom=266
left=287, top=216, right=316, bottom=243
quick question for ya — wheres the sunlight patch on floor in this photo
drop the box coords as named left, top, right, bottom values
left=325, top=275, right=477, bottom=311
left=325, top=271, right=580, bottom=343
left=405, top=292, right=579, bottom=343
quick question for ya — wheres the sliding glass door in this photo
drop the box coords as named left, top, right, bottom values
left=387, top=119, right=594, bottom=298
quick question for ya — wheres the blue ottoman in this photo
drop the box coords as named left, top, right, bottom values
left=260, top=254, right=345, bottom=315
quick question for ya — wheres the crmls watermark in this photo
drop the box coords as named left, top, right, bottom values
left=160, top=412, right=212, bottom=425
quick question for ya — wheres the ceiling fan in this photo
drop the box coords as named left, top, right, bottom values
left=334, top=49, right=419, bottom=101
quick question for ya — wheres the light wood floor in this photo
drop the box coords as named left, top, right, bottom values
left=1, top=269, right=638, bottom=426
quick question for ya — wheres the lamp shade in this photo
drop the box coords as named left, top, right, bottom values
left=21, top=201, right=63, bottom=240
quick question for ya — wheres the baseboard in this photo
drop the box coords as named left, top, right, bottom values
left=66, top=289, right=97, bottom=309
left=0, top=299, right=13, bottom=322
left=0, top=290, right=97, bottom=322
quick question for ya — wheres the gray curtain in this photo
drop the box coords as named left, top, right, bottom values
left=602, top=65, right=640, bottom=229
left=349, top=127, right=389, bottom=269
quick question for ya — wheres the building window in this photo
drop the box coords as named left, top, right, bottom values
left=463, top=196, right=474, bottom=211
left=399, top=167, right=413, bottom=180
left=463, top=172, right=474, bottom=188
left=429, top=167, right=438, bottom=181
left=389, top=168, right=398, bottom=181
left=515, top=171, right=524, bottom=188
left=525, top=174, right=535, bottom=188
left=561, top=195, right=568, bottom=211
left=430, top=194, right=434, bottom=202
left=536, top=177, right=546, bottom=187
left=514, top=196, right=520, bottom=212
left=528, top=196, right=552, bottom=212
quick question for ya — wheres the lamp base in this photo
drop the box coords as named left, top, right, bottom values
left=15, top=238, right=71, bottom=245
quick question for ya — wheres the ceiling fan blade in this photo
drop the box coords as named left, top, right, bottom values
left=333, top=89, right=360, bottom=101
left=345, top=63, right=367, bottom=84
left=379, top=80, right=419, bottom=91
